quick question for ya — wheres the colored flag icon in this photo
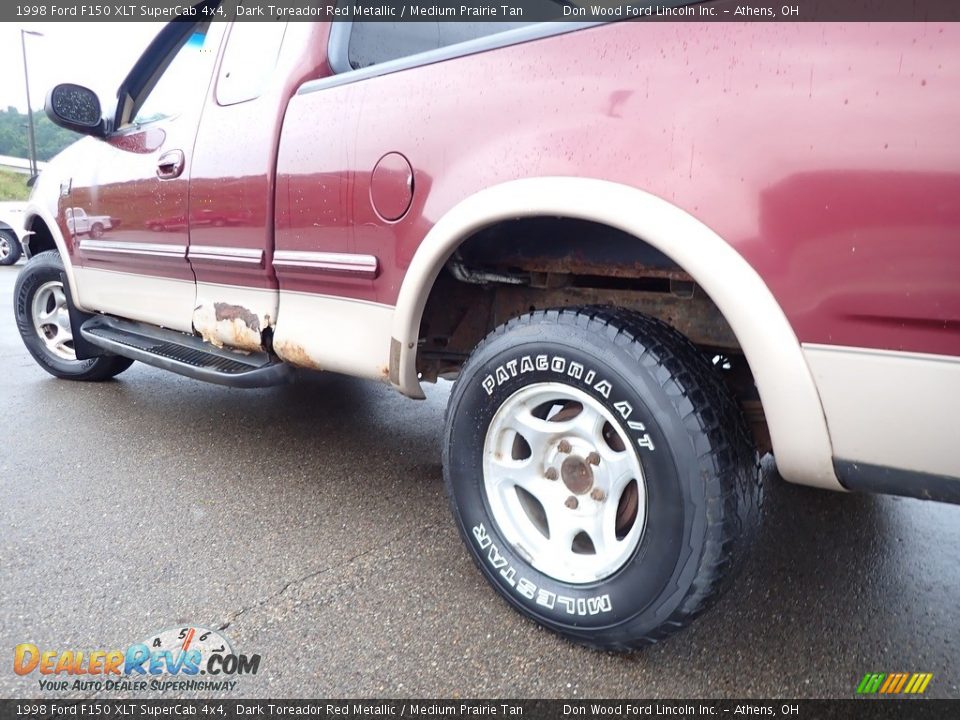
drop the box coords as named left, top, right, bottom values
left=857, top=672, right=933, bottom=695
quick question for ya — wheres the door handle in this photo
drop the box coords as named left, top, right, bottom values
left=156, top=149, right=185, bottom=179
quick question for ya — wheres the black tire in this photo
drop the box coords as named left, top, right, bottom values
left=14, top=251, right=134, bottom=381
left=89, top=223, right=104, bottom=239
left=0, top=229, right=22, bottom=266
left=443, top=308, right=762, bottom=650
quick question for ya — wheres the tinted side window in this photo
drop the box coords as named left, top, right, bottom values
left=347, top=22, right=530, bottom=70
left=133, top=24, right=218, bottom=125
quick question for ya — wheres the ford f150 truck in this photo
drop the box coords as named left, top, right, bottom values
left=14, top=5, right=960, bottom=650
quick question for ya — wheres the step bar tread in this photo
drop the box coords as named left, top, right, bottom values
left=85, top=324, right=256, bottom=374
left=79, top=316, right=293, bottom=388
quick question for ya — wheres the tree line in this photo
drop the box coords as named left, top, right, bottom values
left=0, top=106, right=80, bottom=162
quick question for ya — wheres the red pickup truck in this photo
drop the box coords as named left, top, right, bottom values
left=14, top=10, right=960, bottom=650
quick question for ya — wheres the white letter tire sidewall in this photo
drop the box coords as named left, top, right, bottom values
left=443, top=316, right=718, bottom=644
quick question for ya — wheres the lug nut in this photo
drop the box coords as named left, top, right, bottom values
left=565, top=496, right=579, bottom=510
left=558, top=439, right=572, bottom=454
left=544, top=467, right=558, bottom=481
left=586, top=451, right=601, bottom=466
left=590, top=488, right=607, bottom=502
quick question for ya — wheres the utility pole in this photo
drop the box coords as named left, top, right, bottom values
left=21, top=29, right=44, bottom=181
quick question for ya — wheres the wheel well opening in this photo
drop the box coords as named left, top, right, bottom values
left=24, top=216, right=57, bottom=258
left=417, top=216, right=770, bottom=452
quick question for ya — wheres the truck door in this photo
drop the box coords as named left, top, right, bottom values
left=70, top=19, right=225, bottom=334
left=186, top=19, right=295, bottom=352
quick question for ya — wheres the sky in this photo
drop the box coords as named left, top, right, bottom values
left=0, top=23, right=164, bottom=113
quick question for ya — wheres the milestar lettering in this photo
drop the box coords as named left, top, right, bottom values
left=472, top=523, right=612, bottom=616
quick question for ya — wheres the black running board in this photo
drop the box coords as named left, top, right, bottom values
left=80, top=315, right=294, bottom=388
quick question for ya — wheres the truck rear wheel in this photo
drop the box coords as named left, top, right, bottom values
left=13, top=251, right=134, bottom=381
left=443, top=308, right=762, bottom=650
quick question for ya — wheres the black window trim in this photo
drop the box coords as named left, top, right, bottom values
left=297, top=20, right=601, bottom=97
left=113, top=0, right=222, bottom=131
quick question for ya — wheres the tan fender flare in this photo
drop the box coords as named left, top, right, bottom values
left=23, top=201, right=87, bottom=312
left=391, top=177, right=840, bottom=490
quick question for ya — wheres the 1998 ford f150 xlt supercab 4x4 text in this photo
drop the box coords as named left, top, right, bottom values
left=13, top=4, right=960, bottom=649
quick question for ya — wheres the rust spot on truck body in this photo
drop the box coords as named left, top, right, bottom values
left=274, top=339, right=319, bottom=369
left=193, top=302, right=264, bottom=353
left=214, top=303, right=260, bottom=332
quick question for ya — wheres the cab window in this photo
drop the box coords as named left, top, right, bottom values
left=346, top=22, right=531, bottom=70
left=216, top=21, right=288, bottom=106
left=132, top=23, right=218, bottom=125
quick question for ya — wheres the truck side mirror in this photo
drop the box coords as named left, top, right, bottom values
left=45, top=83, right=106, bottom=138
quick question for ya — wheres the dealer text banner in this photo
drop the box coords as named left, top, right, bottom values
left=6, top=0, right=960, bottom=23
left=3, top=700, right=960, bottom=719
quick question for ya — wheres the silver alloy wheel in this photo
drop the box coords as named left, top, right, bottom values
left=31, top=280, right=77, bottom=360
left=0, top=236, right=10, bottom=260
left=482, top=382, right=647, bottom=584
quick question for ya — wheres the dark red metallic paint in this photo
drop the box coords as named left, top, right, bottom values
left=60, top=19, right=960, bottom=357
left=189, top=24, right=332, bottom=291
left=275, top=21, right=960, bottom=356
left=370, top=153, right=415, bottom=222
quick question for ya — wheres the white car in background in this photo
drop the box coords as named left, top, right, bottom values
left=0, top=201, right=28, bottom=266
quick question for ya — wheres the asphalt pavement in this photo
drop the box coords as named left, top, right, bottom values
left=0, top=262, right=957, bottom=699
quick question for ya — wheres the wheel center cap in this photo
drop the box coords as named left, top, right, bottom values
left=560, top=455, right=594, bottom=495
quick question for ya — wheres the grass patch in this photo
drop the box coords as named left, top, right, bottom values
left=0, top=169, right=31, bottom=201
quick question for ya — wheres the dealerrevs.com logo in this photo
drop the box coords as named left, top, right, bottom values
left=13, top=625, right=260, bottom=693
